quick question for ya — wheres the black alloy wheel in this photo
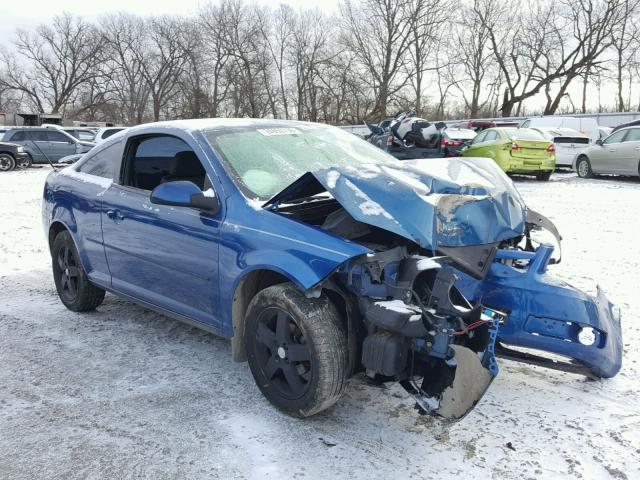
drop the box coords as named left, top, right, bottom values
left=253, top=307, right=312, bottom=400
left=51, top=231, right=105, bottom=311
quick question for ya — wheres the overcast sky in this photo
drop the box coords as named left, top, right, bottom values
left=0, top=0, right=627, bottom=115
left=0, top=0, right=342, bottom=43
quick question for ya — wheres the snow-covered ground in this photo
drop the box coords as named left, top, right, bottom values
left=0, top=167, right=638, bottom=479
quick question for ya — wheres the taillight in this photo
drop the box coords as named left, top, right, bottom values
left=511, top=143, right=520, bottom=151
left=546, top=144, right=555, bottom=154
left=442, top=138, right=461, bottom=147
left=386, top=135, right=393, bottom=146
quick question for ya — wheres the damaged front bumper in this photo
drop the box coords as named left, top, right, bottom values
left=339, top=251, right=504, bottom=421
left=456, top=245, right=623, bottom=379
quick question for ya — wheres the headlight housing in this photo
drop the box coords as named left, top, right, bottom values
left=16, top=146, right=25, bottom=153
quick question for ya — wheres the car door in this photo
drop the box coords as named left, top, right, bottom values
left=46, top=130, right=76, bottom=160
left=591, top=129, right=627, bottom=174
left=28, top=130, right=53, bottom=162
left=100, top=134, right=223, bottom=328
left=479, top=130, right=501, bottom=159
left=463, top=131, right=487, bottom=156
left=617, top=128, right=640, bottom=174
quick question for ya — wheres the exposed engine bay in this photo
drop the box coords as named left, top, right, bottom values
left=263, top=157, right=623, bottom=420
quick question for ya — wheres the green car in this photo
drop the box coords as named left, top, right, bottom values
left=462, top=127, right=556, bottom=181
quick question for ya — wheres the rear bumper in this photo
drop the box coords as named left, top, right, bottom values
left=555, top=151, right=580, bottom=167
left=506, top=162, right=555, bottom=173
left=456, top=246, right=623, bottom=378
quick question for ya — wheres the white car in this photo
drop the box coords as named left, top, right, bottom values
left=520, top=116, right=599, bottom=144
left=574, top=126, right=640, bottom=178
left=94, top=127, right=127, bottom=143
left=531, top=127, right=590, bottom=168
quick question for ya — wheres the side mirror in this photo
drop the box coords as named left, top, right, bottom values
left=150, top=181, right=220, bottom=213
left=596, top=139, right=603, bottom=145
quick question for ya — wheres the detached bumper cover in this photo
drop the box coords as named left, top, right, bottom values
left=456, top=245, right=623, bottom=378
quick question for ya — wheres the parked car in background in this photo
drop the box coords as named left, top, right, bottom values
left=599, top=126, right=613, bottom=140
left=57, top=153, right=85, bottom=165
left=440, top=127, right=476, bottom=156
left=520, top=116, right=600, bottom=144
left=462, top=127, right=556, bottom=180
left=2, top=127, right=95, bottom=163
left=574, top=126, right=640, bottom=178
left=611, top=119, right=640, bottom=133
left=94, top=127, right=126, bottom=143
left=62, top=127, right=97, bottom=142
left=451, top=120, right=496, bottom=132
left=0, top=141, right=31, bottom=171
left=366, top=113, right=451, bottom=160
left=531, top=127, right=590, bottom=168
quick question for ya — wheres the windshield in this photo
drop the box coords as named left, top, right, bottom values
left=204, top=123, right=397, bottom=199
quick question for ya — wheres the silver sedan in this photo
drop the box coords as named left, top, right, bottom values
left=575, top=126, right=640, bottom=178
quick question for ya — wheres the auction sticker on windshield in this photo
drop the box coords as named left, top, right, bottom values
left=257, top=128, right=302, bottom=136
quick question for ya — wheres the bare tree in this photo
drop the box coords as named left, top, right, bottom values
left=0, top=13, right=104, bottom=113
left=611, top=0, right=640, bottom=111
left=100, top=13, right=150, bottom=124
left=341, top=0, right=415, bottom=118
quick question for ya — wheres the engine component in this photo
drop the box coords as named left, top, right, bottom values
left=362, top=331, right=408, bottom=377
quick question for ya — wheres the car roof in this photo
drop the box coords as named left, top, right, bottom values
left=123, top=118, right=321, bottom=136
left=532, top=127, right=588, bottom=137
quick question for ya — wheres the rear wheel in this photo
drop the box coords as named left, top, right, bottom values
left=536, top=171, right=552, bottom=181
left=52, top=231, right=105, bottom=311
left=244, top=283, right=348, bottom=417
left=0, top=154, right=15, bottom=172
left=17, top=154, right=32, bottom=169
left=576, top=156, right=593, bottom=178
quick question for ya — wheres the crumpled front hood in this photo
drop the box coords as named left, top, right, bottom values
left=266, top=157, right=527, bottom=250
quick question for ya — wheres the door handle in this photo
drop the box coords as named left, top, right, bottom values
left=106, top=209, right=124, bottom=222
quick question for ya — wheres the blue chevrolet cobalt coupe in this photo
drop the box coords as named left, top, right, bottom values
left=43, top=119, right=622, bottom=419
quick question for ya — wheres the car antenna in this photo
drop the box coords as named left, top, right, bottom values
left=31, top=136, right=58, bottom=172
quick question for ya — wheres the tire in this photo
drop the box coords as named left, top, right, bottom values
left=576, top=156, right=593, bottom=178
left=536, top=171, right=552, bottom=181
left=17, top=154, right=33, bottom=169
left=244, top=283, right=348, bottom=418
left=0, top=154, right=15, bottom=172
left=51, top=230, right=105, bottom=311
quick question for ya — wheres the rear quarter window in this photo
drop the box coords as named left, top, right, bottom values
left=9, top=131, right=27, bottom=141
left=77, top=142, right=123, bottom=179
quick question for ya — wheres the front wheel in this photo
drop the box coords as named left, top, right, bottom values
left=52, top=231, right=105, bottom=311
left=244, top=283, right=348, bottom=418
left=576, top=156, right=593, bottom=178
left=0, top=154, right=15, bottom=172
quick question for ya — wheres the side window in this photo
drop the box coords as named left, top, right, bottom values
left=484, top=131, right=498, bottom=141
left=10, top=131, right=26, bottom=141
left=521, top=120, right=530, bottom=128
left=602, top=130, right=627, bottom=145
left=78, top=131, right=95, bottom=141
left=102, top=129, right=121, bottom=139
left=47, top=131, right=72, bottom=143
left=122, top=135, right=207, bottom=191
left=30, top=131, right=49, bottom=142
left=622, top=128, right=640, bottom=142
left=77, top=143, right=122, bottom=179
left=471, top=132, right=487, bottom=144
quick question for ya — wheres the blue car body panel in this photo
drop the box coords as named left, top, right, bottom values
left=269, top=157, right=527, bottom=250
left=456, top=246, right=622, bottom=378
left=42, top=119, right=622, bottom=379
